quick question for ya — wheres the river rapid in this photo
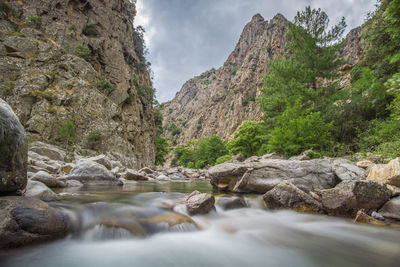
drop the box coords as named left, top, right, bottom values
left=1, top=180, right=400, bottom=267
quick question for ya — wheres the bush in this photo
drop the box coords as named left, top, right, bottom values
left=155, top=137, right=170, bottom=166
left=82, top=24, right=100, bottom=37
left=87, top=130, right=103, bottom=148
left=95, top=80, right=117, bottom=94
left=26, top=15, right=42, bottom=30
left=215, top=155, right=232, bottom=165
left=0, top=3, right=17, bottom=17
left=73, top=44, right=91, bottom=58
left=57, top=119, right=76, bottom=146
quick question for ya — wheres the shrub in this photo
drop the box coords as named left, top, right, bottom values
left=0, top=3, right=17, bottom=17
left=73, top=44, right=91, bottom=58
left=95, top=80, right=117, bottom=94
left=26, top=15, right=42, bottom=30
left=82, top=24, right=100, bottom=37
left=155, top=137, right=170, bottom=166
left=87, top=130, right=103, bottom=148
left=69, top=24, right=77, bottom=31
left=215, top=154, right=232, bottom=165
left=28, top=90, right=57, bottom=101
left=57, top=119, right=76, bottom=146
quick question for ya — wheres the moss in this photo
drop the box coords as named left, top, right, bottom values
left=73, top=44, right=91, bottom=57
left=6, top=31, right=25, bottom=37
left=95, top=80, right=117, bottom=94
left=28, top=90, right=57, bottom=100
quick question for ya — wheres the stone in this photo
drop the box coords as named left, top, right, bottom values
left=29, top=141, right=66, bottom=161
left=0, top=196, right=71, bottom=248
left=183, top=168, right=200, bottom=178
left=263, top=181, right=323, bottom=213
left=356, top=159, right=375, bottom=169
left=378, top=196, right=400, bottom=220
left=87, top=154, right=113, bottom=170
left=320, top=180, right=392, bottom=217
left=31, top=171, right=66, bottom=188
left=61, top=163, right=75, bottom=174
left=354, top=210, right=386, bottom=226
left=0, top=98, right=28, bottom=195
left=139, top=167, right=154, bottom=174
left=186, top=192, right=215, bottom=215
left=28, top=151, right=62, bottom=174
left=332, top=159, right=366, bottom=181
left=62, top=159, right=116, bottom=184
left=124, top=169, right=148, bottom=181
left=157, top=174, right=171, bottom=181
left=24, top=180, right=59, bottom=201
left=217, top=197, right=247, bottom=210
left=65, top=180, right=83, bottom=188
left=367, top=158, right=400, bottom=187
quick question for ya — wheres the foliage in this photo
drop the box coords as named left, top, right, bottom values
left=155, top=137, right=170, bottom=166
left=227, top=121, right=268, bottom=158
left=168, top=123, right=181, bottom=136
left=137, top=84, right=155, bottom=102
left=69, top=24, right=77, bottom=31
left=73, top=44, right=91, bottom=58
left=215, top=154, right=232, bottom=165
left=95, top=80, right=117, bottom=94
left=25, top=15, right=42, bottom=30
left=0, top=3, right=17, bottom=17
left=86, top=130, right=103, bottom=148
left=83, top=24, right=100, bottom=37
left=57, top=119, right=76, bottom=146
left=172, top=135, right=228, bottom=169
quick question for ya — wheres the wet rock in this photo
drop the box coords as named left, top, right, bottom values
left=263, top=181, right=323, bottom=213
left=61, top=159, right=116, bottom=184
left=217, top=197, right=247, bottom=210
left=0, top=196, right=71, bottom=248
left=354, top=210, right=386, bottom=226
left=29, top=141, right=66, bottom=162
left=186, top=191, right=215, bottom=215
left=367, top=158, right=400, bottom=187
left=124, top=169, right=148, bottom=181
left=379, top=196, right=400, bottom=220
left=31, top=171, right=66, bottom=188
left=320, top=180, right=392, bottom=216
left=24, top=180, right=59, bottom=201
left=0, top=98, right=28, bottom=195
left=65, top=180, right=83, bottom=188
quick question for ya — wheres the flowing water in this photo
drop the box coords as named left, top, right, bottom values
left=1, top=180, right=400, bottom=267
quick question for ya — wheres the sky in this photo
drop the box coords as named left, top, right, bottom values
left=134, top=0, right=377, bottom=103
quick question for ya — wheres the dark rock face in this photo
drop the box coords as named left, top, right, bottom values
left=320, top=180, right=392, bottom=216
left=0, top=98, right=28, bottom=195
left=186, top=191, right=215, bottom=215
left=0, top=196, right=71, bottom=248
left=263, top=181, right=323, bottom=213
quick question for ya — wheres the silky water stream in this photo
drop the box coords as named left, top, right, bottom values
left=1, top=180, right=400, bottom=267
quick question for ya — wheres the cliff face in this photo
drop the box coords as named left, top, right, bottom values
left=161, top=14, right=288, bottom=145
left=0, top=0, right=155, bottom=167
left=161, top=13, right=363, bottom=145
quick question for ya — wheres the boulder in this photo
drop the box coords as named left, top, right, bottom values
left=186, top=191, right=215, bottom=215
left=157, top=174, right=171, bottom=181
left=0, top=98, right=28, bottom=195
left=263, top=181, right=323, bottom=213
left=24, top=180, right=59, bottom=201
left=183, top=168, right=200, bottom=178
left=61, top=159, right=116, bottom=184
left=124, top=169, right=148, bottom=181
left=139, top=167, right=154, bottom=174
left=0, top=196, right=71, bottom=248
left=367, top=158, right=400, bottom=187
left=332, top=159, right=366, bottom=181
left=31, top=171, right=66, bottom=188
left=61, top=163, right=75, bottom=174
left=65, top=180, right=83, bottom=188
left=217, top=197, right=247, bottom=210
left=319, top=180, right=392, bottom=216
left=378, top=196, right=400, bottom=220
left=28, top=151, right=62, bottom=174
left=87, top=154, right=113, bottom=170
left=356, top=159, right=375, bottom=169
left=29, top=142, right=66, bottom=161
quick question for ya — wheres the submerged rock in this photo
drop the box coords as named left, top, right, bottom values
left=186, top=191, right=215, bottom=215
left=24, top=180, right=59, bottom=201
left=263, top=181, right=323, bottom=213
left=0, top=98, right=28, bottom=195
left=319, top=180, right=392, bottom=216
left=0, top=196, right=71, bottom=248
left=31, top=171, right=66, bottom=188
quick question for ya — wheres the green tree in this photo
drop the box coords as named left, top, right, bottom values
left=155, top=137, right=170, bottom=166
left=57, top=119, right=76, bottom=146
left=227, top=121, right=268, bottom=158
left=86, top=130, right=103, bottom=149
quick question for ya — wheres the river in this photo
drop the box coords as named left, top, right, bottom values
left=1, top=180, right=400, bottom=267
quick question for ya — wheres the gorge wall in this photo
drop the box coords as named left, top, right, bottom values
left=161, top=13, right=362, bottom=145
left=0, top=0, right=155, bottom=167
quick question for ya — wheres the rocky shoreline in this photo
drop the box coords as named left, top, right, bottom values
left=1, top=98, right=400, bottom=249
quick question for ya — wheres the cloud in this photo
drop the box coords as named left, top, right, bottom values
left=135, top=0, right=376, bottom=103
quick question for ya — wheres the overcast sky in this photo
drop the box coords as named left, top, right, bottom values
left=134, top=0, right=377, bottom=103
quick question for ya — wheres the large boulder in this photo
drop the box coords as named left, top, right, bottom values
left=29, top=141, right=66, bottom=162
left=31, top=171, right=66, bottom=188
left=24, top=180, right=59, bottom=201
left=186, top=191, right=215, bottom=215
left=0, top=196, right=71, bottom=248
left=263, top=181, right=323, bottom=213
left=28, top=151, right=62, bottom=174
left=378, top=196, right=400, bottom=220
left=367, top=158, right=400, bottom=187
left=87, top=154, right=113, bottom=170
left=0, top=98, right=28, bottom=195
left=319, top=180, right=392, bottom=216
left=124, top=169, right=148, bottom=181
left=61, top=159, right=116, bottom=184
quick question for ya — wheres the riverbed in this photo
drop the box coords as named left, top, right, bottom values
left=1, top=180, right=400, bottom=267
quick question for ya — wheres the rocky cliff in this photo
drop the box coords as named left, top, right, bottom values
left=161, top=13, right=362, bottom=145
left=0, top=0, right=155, bottom=168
